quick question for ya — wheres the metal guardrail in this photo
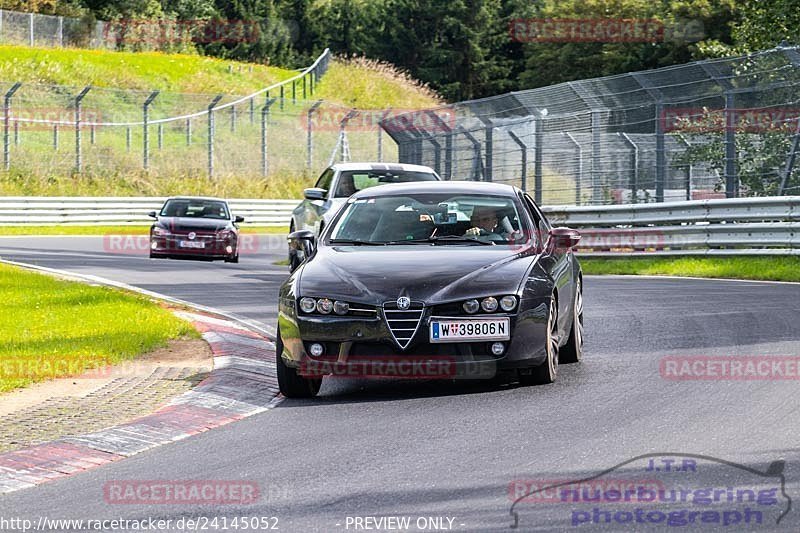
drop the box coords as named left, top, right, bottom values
left=542, top=196, right=800, bottom=256
left=0, top=197, right=297, bottom=226
left=2, top=196, right=799, bottom=255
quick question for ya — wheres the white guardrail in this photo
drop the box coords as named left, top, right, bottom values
left=0, top=197, right=298, bottom=226
left=543, top=196, right=800, bottom=256
left=1, top=196, right=799, bottom=256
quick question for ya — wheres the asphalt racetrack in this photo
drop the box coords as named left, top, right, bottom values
left=2, top=235, right=800, bottom=531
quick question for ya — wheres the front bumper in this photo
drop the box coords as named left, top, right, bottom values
left=279, top=300, right=550, bottom=379
left=150, top=234, right=236, bottom=258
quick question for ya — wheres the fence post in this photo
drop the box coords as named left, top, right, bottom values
left=533, top=115, right=544, bottom=203
left=563, top=133, right=582, bottom=205
left=28, top=12, right=33, bottom=47
left=142, top=90, right=159, bottom=170
left=261, top=98, right=276, bottom=176
left=207, top=95, right=223, bottom=179
left=338, top=109, right=358, bottom=163
left=292, top=80, right=296, bottom=105
left=126, top=127, right=131, bottom=151
left=158, top=124, right=163, bottom=150
left=779, top=117, right=800, bottom=195
left=429, top=138, right=442, bottom=175
left=675, top=134, right=693, bottom=200
left=230, top=105, right=236, bottom=133
left=619, top=132, right=639, bottom=203
left=378, top=109, right=391, bottom=162
left=185, top=118, right=191, bottom=146
left=507, top=130, right=527, bottom=192
left=249, top=97, right=254, bottom=125
left=481, top=118, right=493, bottom=182
left=655, top=102, right=666, bottom=202
left=458, top=126, right=484, bottom=181
left=724, top=91, right=738, bottom=198
left=74, top=86, right=91, bottom=173
left=303, top=75, right=307, bottom=99
left=306, top=100, right=323, bottom=168
left=279, top=86, right=284, bottom=111
left=590, top=110, right=602, bottom=204
left=58, top=16, right=63, bottom=47
left=53, top=124, right=58, bottom=150
left=3, top=82, right=21, bottom=171
left=90, top=125, right=95, bottom=145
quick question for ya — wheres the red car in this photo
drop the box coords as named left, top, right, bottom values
left=148, top=197, right=244, bottom=263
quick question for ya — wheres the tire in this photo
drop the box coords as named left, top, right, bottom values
left=275, top=327, right=322, bottom=398
left=521, top=295, right=559, bottom=385
left=224, top=254, right=239, bottom=263
left=560, top=277, right=584, bottom=364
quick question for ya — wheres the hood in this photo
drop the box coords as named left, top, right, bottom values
left=157, top=217, right=231, bottom=232
left=298, top=245, right=536, bottom=305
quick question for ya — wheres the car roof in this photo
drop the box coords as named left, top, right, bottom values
left=330, top=162, right=437, bottom=173
left=349, top=181, right=521, bottom=198
left=163, top=196, right=229, bottom=203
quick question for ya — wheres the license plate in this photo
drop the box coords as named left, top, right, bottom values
left=430, top=318, right=510, bottom=343
left=179, top=241, right=205, bottom=249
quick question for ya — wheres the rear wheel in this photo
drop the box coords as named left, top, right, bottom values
left=560, top=277, right=584, bottom=364
left=522, top=295, right=559, bottom=385
left=275, top=327, right=322, bottom=398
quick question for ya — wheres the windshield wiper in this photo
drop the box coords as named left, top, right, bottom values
left=329, top=239, right=385, bottom=246
left=382, top=236, right=495, bottom=245
left=428, top=235, right=495, bottom=245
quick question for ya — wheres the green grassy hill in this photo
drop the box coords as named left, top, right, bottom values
left=0, top=46, right=442, bottom=199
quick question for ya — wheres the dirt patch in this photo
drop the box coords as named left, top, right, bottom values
left=0, top=338, right=212, bottom=419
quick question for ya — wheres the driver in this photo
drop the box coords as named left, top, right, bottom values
left=464, top=206, right=503, bottom=241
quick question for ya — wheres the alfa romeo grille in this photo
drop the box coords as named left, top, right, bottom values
left=383, top=301, right=424, bottom=350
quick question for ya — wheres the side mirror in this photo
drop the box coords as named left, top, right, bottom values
left=148, top=211, right=158, bottom=219
left=287, top=229, right=316, bottom=272
left=303, top=187, right=327, bottom=201
left=549, top=227, right=581, bottom=252
left=234, top=215, right=245, bottom=223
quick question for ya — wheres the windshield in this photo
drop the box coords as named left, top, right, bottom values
left=160, top=199, right=230, bottom=220
left=333, top=170, right=438, bottom=198
left=329, top=193, right=529, bottom=245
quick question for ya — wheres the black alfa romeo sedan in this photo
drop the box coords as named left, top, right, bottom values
left=277, top=182, right=583, bottom=397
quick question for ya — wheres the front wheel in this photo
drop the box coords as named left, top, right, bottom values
left=521, top=295, right=559, bottom=385
left=560, top=277, right=583, bottom=364
left=275, top=327, right=322, bottom=398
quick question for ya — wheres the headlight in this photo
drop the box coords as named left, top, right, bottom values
left=152, top=227, right=168, bottom=237
left=463, top=299, right=480, bottom=314
left=217, top=230, right=232, bottom=239
left=333, top=301, right=349, bottom=315
left=316, top=298, right=333, bottom=314
left=500, top=295, right=517, bottom=312
left=299, top=297, right=317, bottom=313
left=481, top=297, right=498, bottom=312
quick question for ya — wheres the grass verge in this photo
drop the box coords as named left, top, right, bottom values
left=0, top=263, right=197, bottom=393
left=0, top=225, right=288, bottom=236
left=579, top=256, right=800, bottom=282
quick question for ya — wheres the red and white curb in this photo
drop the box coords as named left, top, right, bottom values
left=0, top=311, right=282, bottom=495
